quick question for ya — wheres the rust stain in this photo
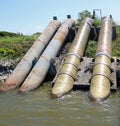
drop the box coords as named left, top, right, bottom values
left=37, top=39, right=46, bottom=46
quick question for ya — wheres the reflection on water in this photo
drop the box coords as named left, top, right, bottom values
left=0, top=84, right=120, bottom=126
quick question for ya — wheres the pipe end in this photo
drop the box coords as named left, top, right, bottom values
left=89, top=91, right=110, bottom=102
left=102, top=16, right=114, bottom=24
left=17, top=86, right=29, bottom=94
left=17, top=89, right=28, bottom=94
left=0, top=83, right=16, bottom=93
left=0, top=87, right=8, bottom=93
left=83, top=17, right=94, bottom=26
left=50, top=92, right=63, bottom=99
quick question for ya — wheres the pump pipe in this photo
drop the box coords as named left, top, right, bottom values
left=51, top=17, right=94, bottom=98
left=89, top=16, right=113, bottom=101
left=18, top=18, right=75, bottom=93
left=0, top=19, right=61, bottom=92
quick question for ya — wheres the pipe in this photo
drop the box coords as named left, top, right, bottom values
left=51, top=17, right=94, bottom=98
left=18, top=18, right=75, bottom=93
left=89, top=16, right=113, bottom=101
left=0, top=19, right=61, bottom=92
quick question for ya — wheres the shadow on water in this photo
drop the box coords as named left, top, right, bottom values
left=0, top=83, right=120, bottom=126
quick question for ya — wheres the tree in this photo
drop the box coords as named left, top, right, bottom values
left=77, top=10, right=100, bottom=27
left=77, top=10, right=92, bottom=22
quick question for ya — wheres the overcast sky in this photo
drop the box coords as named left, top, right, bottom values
left=0, top=0, right=120, bottom=35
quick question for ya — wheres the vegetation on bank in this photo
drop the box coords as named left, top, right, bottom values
left=77, top=10, right=120, bottom=58
left=0, top=33, right=37, bottom=62
left=0, top=10, right=119, bottom=62
left=85, top=26, right=120, bottom=58
left=0, top=28, right=119, bottom=61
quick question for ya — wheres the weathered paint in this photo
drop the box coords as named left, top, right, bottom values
left=51, top=17, right=94, bottom=98
left=0, top=20, right=61, bottom=92
left=89, top=16, right=113, bottom=101
left=18, top=18, right=75, bottom=93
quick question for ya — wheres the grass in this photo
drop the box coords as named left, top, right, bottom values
left=112, top=34, right=120, bottom=58
left=85, top=26, right=120, bottom=58
left=85, top=39, right=120, bottom=58
left=85, top=40, right=97, bottom=58
left=0, top=36, right=36, bottom=62
left=0, top=26, right=120, bottom=62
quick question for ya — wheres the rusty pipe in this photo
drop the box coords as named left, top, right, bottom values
left=89, top=16, right=113, bottom=101
left=52, top=17, right=94, bottom=98
left=18, top=18, right=75, bottom=93
left=0, top=19, right=61, bottom=92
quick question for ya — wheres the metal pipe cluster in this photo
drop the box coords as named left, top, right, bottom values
left=89, top=16, right=113, bottom=101
left=0, top=19, right=61, bottom=92
left=18, top=18, right=75, bottom=93
left=52, top=17, right=94, bottom=98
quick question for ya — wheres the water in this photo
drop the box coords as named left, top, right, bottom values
left=0, top=84, right=119, bottom=126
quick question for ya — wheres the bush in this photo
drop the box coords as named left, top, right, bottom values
left=85, top=41, right=97, bottom=57
left=0, top=35, right=36, bottom=61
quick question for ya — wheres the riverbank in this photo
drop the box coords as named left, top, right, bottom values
left=0, top=59, right=16, bottom=83
left=0, top=29, right=120, bottom=84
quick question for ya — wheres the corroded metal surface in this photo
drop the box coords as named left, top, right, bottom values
left=0, top=20, right=61, bottom=92
left=18, top=18, right=75, bottom=93
left=51, top=17, right=94, bottom=98
left=89, top=16, right=113, bottom=101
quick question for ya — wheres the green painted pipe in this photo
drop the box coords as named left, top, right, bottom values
left=52, top=17, right=94, bottom=98
left=89, top=16, right=113, bottom=101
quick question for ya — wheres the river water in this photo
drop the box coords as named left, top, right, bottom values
left=0, top=83, right=119, bottom=126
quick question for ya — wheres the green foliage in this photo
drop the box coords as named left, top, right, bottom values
left=76, top=10, right=120, bottom=58
left=77, top=10, right=101, bottom=27
left=0, top=31, right=23, bottom=37
left=85, top=38, right=120, bottom=58
left=85, top=41, right=97, bottom=58
left=116, top=26, right=120, bottom=34
left=93, top=19, right=101, bottom=27
left=112, top=32, right=120, bottom=58
left=77, top=10, right=92, bottom=22
left=0, top=35, right=36, bottom=61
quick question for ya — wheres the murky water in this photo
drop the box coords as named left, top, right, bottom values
left=0, top=83, right=119, bottom=126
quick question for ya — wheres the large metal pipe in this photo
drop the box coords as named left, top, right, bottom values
left=89, top=16, right=113, bottom=101
left=18, top=18, right=75, bottom=93
left=51, top=17, right=94, bottom=98
left=0, top=19, right=61, bottom=92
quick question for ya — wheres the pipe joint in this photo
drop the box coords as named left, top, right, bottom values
left=58, top=72, right=76, bottom=80
left=95, top=51, right=111, bottom=59
left=67, top=52, right=81, bottom=59
left=94, top=62, right=111, bottom=71
left=91, top=72, right=112, bottom=83
left=63, top=62, right=78, bottom=69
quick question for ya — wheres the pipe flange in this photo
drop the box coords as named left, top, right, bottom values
left=67, top=53, right=81, bottom=59
left=95, top=51, right=111, bottom=59
left=94, top=62, right=111, bottom=70
left=58, top=72, right=76, bottom=80
left=63, top=62, right=78, bottom=69
left=91, top=73, right=112, bottom=83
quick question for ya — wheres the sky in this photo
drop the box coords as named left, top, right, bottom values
left=0, top=0, right=120, bottom=35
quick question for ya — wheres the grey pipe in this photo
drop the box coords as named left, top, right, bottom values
left=18, top=18, right=75, bottom=93
left=0, top=19, right=61, bottom=92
